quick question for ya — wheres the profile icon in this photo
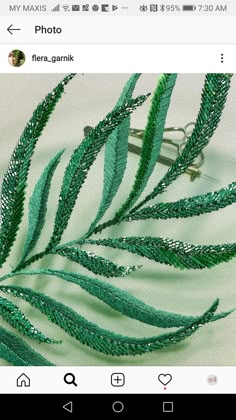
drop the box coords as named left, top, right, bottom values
left=8, top=49, right=26, bottom=67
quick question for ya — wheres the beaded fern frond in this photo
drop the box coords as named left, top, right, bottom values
left=0, top=73, right=235, bottom=365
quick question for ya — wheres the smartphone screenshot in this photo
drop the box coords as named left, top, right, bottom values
left=0, top=0, right=235, bottom=416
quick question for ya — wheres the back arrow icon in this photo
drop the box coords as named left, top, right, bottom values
left=7, top=24, right=21, bottom=35
left=63, top=401, right=73, bottom=413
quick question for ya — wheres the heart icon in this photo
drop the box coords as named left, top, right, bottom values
left=158, top=373, right=172, bottom=386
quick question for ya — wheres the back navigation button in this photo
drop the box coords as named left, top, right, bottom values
left=63, top=401, right=73, bottom=413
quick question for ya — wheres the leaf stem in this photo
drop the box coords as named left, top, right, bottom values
left=12, top=250, right=47, bottom=272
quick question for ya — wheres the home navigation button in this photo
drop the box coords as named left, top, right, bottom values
left=16, top=373, right=30, bottom=387
left=112, top=401, right=124, bottom=413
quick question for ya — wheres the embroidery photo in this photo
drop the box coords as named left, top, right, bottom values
left=0, top=74, right=235, bottom=366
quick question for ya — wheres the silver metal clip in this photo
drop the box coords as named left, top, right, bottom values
left=129, top=123, right=204, bottom=181
left=83, top=123, right=205, bottom=182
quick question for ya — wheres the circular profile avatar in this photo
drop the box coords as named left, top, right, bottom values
left=8, top=49, right=26, bottom=67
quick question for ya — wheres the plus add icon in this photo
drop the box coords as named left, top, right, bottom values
left=111, top=373, right=125, bottom=387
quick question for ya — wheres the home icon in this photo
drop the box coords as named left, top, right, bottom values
left=16, top=373, right=30, bottom=387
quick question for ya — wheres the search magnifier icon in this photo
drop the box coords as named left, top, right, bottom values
left=64, top=373, right=77, bottom=386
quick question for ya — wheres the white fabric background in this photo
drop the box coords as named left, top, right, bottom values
left=0, top=74, right=235, bottom=366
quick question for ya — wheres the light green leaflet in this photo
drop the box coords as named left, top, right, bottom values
left=84, top=74, right=141, bottom=238
left=17, top=149, right=65, bottom=266
left=1, top=269, right=232, bottom=329
left=0, top=285, right=220, bottom=356
left=0, top=327, right=54, bottom=366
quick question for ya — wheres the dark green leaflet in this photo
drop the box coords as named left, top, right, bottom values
left=82, top=237, right=236, bottom=270
left=50, top=245, right=139, bottom=278
left=0, top=296, right=60, bottom=343
left=84, top=74, right=141, bottom=238
left=0, top=327, right=54, bottom=366
left=125, top=181, right=236, bottom=221
left=0, top=285, right=219, bottom=356
left=129, top=73, right=232, bottom=214
left=47, top=93, right=150, bottom=249
left=0, top=74, right=75, bottom=268
left=1, top=269, right=232, bottom=328
left=17, top=149, right=65, bottom=267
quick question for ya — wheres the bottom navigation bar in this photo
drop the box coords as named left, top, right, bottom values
left=0, top=394, right=233, bottom=416
left=0, top=367, right=234, bottom=394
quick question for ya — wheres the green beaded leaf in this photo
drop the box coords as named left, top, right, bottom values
left=0, top=327, right=54, bottom=366
left=82, top=237, right=236, bottom=270
left=47, top=93, right=150, bottom=249
left=17, top=149, right=65, bottom=267
left=2, top=269, right=232, bottom=328
left=50, top=245, right=140, bottom=278
left=0, top=285, right=220, bottom=356
left=0, top=74, right=75, bottom=268
left=0, top=296, right=60, bottom=343
left=130, top=73, right=233, bottom=214
left=84, top=74, right=141, bottom=238
left=126, top=181, right=236, bottom=221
